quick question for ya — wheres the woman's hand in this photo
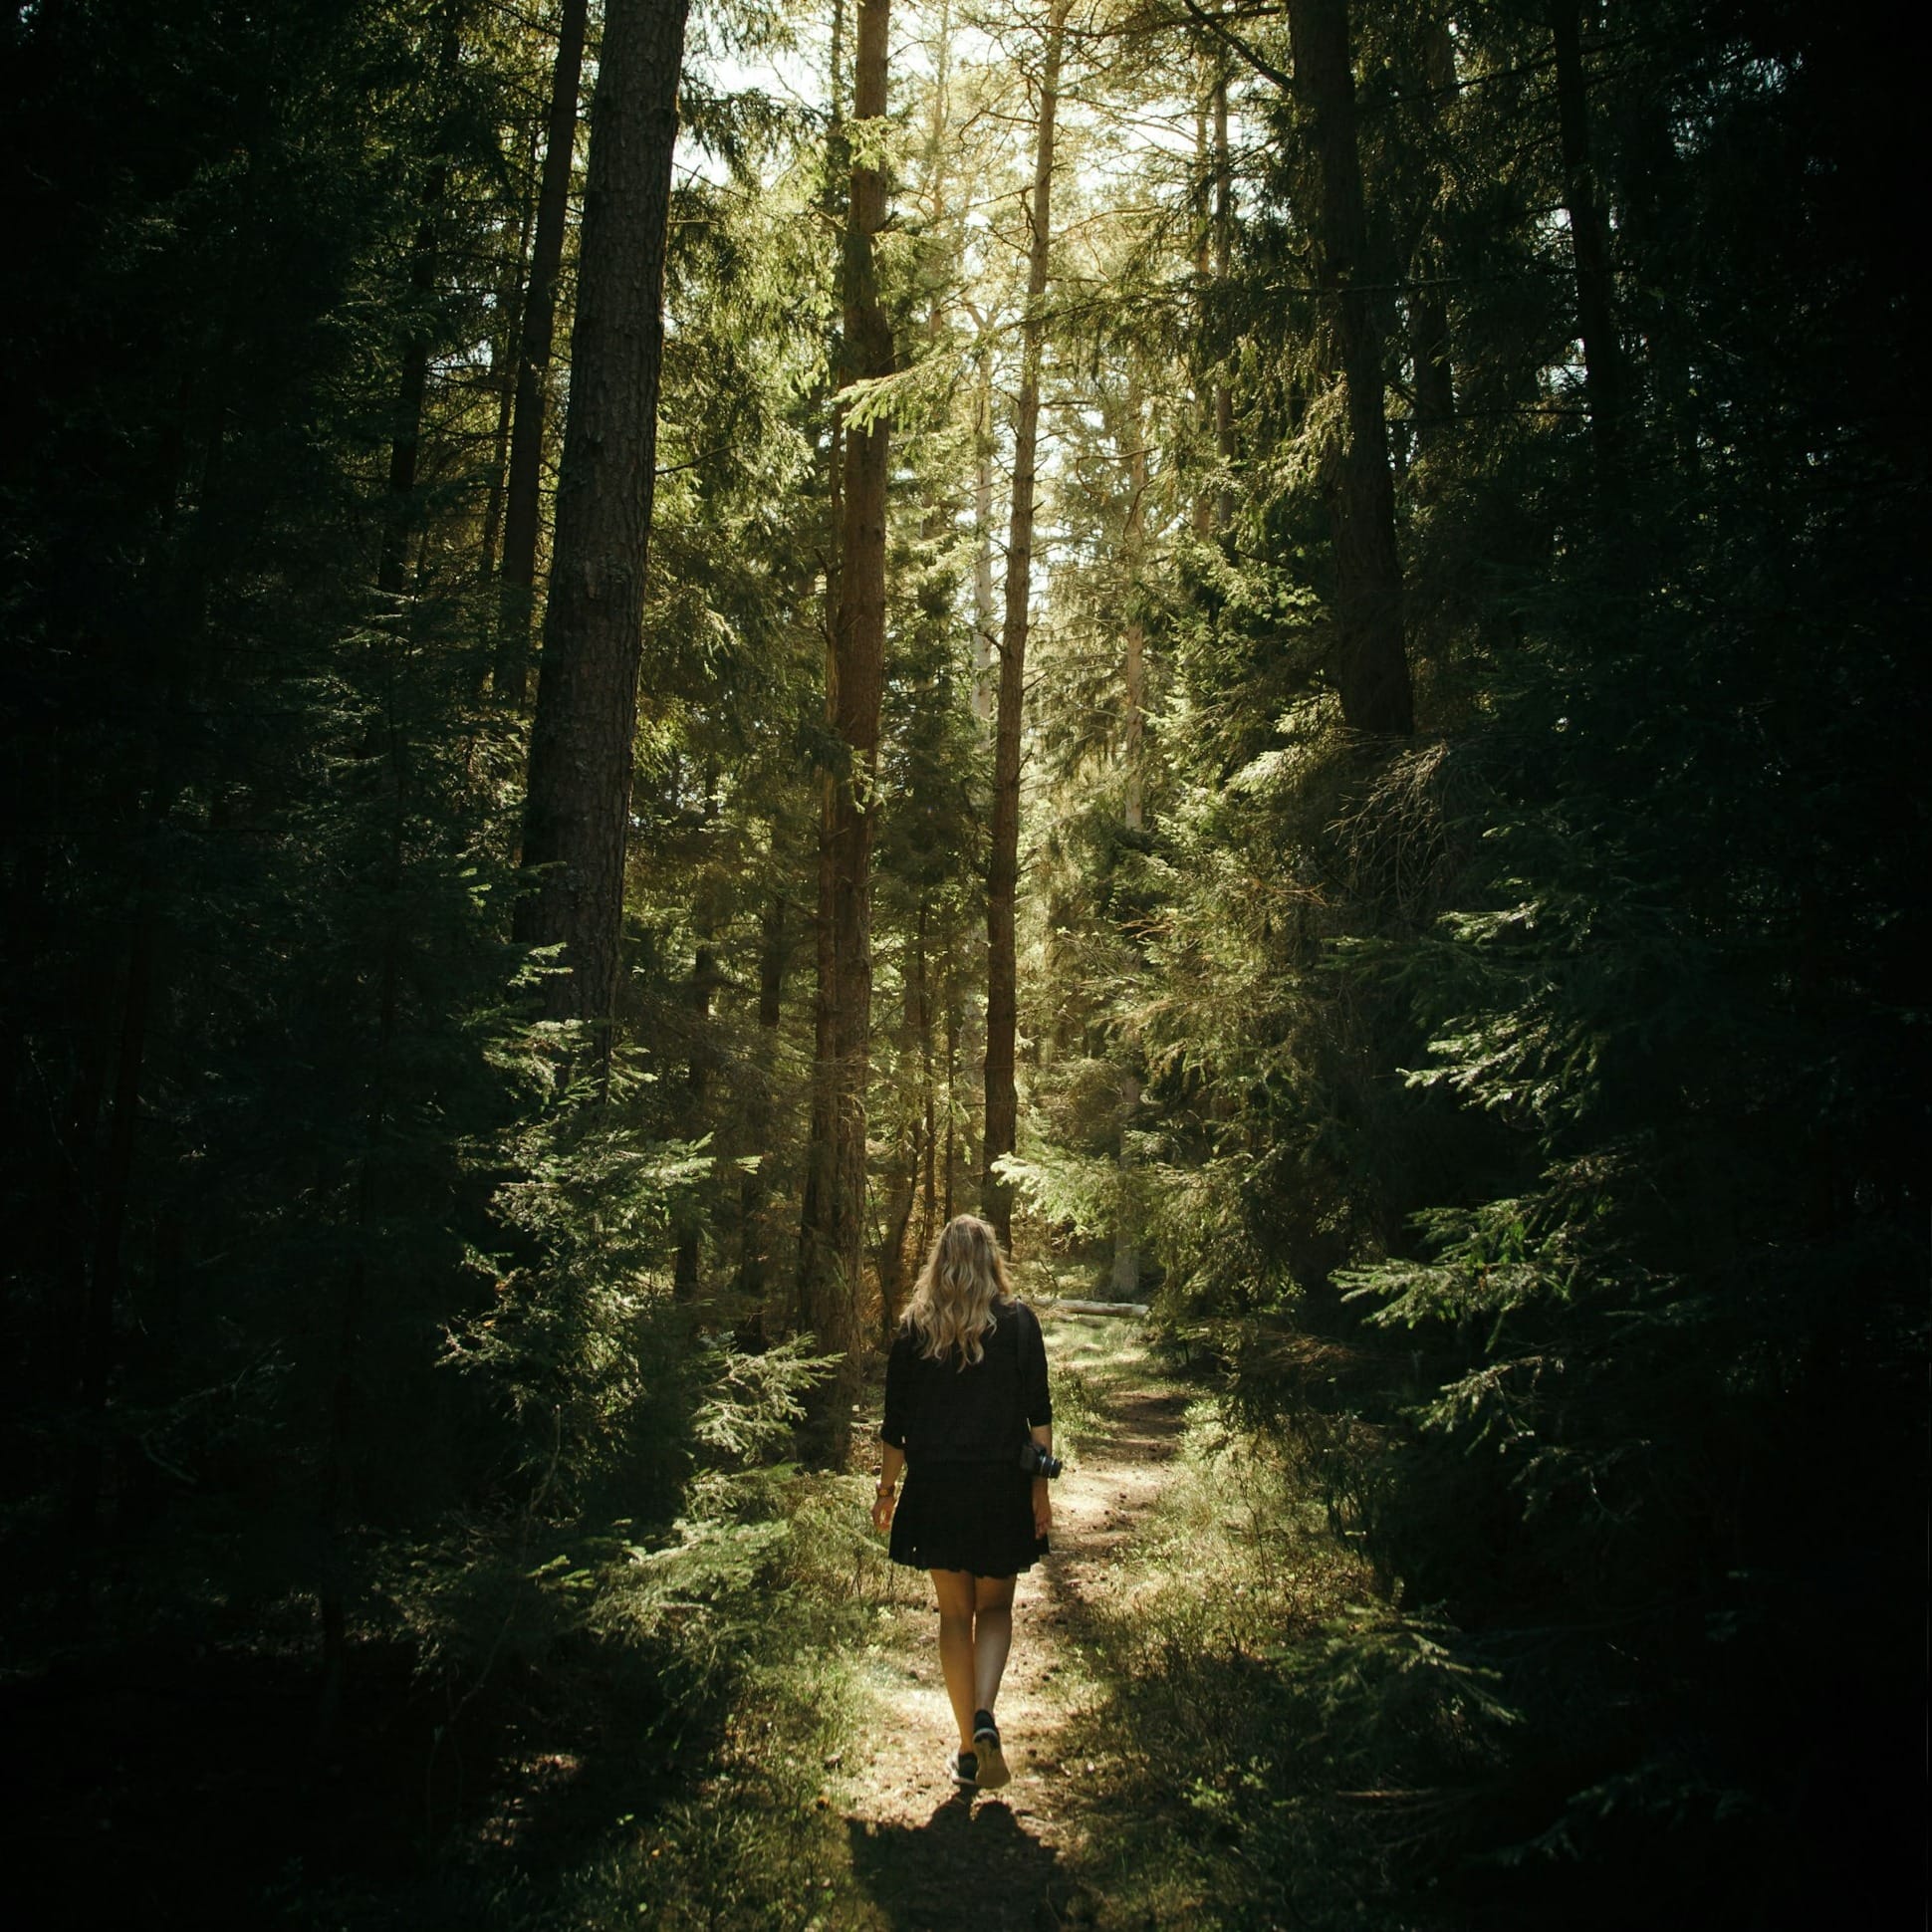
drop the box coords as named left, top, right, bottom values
left=870, top=1486, right=895, bottom=1535
left=1033, top=1480, right=1053, bottom=1540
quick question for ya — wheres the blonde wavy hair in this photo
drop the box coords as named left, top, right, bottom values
left=901, top=1214, right=1014, bottom=1365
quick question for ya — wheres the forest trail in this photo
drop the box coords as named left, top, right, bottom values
left=836, top=1314, right=1187, bottom=1931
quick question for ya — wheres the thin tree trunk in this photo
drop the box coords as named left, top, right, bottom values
left=377, top=11, right=461, bottom=598
left=1549, top=0, right=1625, bottom=472
left=1211, top=58, right=1235, bottom=528
left=1121, top=378, right=1149, bottom=832
left=738, top=893, right=786, bottom=1311
left=973, top=341, right=997, bottom=721
left=1113, top=388, right=1149, bottom=1298
left=1407, top=14, right=1456, bottom=442
left=672, top=933, right=714, bottom=1300
left=984, top=0, right=1067, bottom=1247
left=479, top=121, right=542, bottom=581
left=915, top=900, right=938, bottom=1261
left=876, top=916, right=925, bottom=1347
left=799, top=0, right=892, bottom=1460
left=513, top=0, right=690, bottom=1047
left=674, top=799, right=717, bottom=1301
left=494, top=0, right=591, bottom=707
left=943, top=990, right=958, bottom=1224
left=1288, top=0, right=1413, bottom=738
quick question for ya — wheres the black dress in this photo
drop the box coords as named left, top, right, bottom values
left=879, top=1299, right=1053, bottom=1577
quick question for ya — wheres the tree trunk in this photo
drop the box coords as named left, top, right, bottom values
left=479, top=121, right=542, bottom=582
left=973, top=340, right=997, bottom=721
left=376, top=11, right=461, bottom=598
left=494, top=0, right=591, bottom=708
left=1120, top=378, right=1149, bottom=832
left=1549, top=0, right=1625, bottom=473
left=983, top=0, right=1067, bottom=1248
left=673, top=924, right=716, bottom=1299
left=513, top=0, right=690, bottom=1048
left=1211, top=58, right=1236, bottom=528
left=1407, top=14, right=1456, bottom=442
left=1288, top=0, right=1414, bottom=738
left=876, top=916, right=926, bottom=1347
left=915, top=900, right=938, bottom=1262
left=799, top=0, right=893, bottom=1460
left=738, top=893, right=786, bottom=1310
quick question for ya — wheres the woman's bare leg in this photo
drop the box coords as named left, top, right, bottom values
left=929, top=1569, right=978, bottom=1750
left=972, top=1572, right=1017, bottom=1715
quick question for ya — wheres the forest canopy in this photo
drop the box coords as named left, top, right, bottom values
left=1, top=0, right=1922, bottom=1925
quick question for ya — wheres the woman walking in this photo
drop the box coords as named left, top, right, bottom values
left=871, top=1215, right=1056, bottom=1794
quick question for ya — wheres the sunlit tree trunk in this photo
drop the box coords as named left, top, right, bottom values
left=984, top=0, right=1068, bottom=1248
left=738, top=893, right=786, bottom=1314
left=513, top=0, right=690, bottom=1046
left=478, top=121, right=540, bottom=582
left=1211, top=57, right=1235, bottom=528
left=800, top=0, right=892, bottom=1459
left=1288, top=0, right=1413, bottom=738
left=1112, top=380, right=1148, bottom=1299
left=494, top=0, right=590, bottom=707
left=973, top=339, right=997, bottom=721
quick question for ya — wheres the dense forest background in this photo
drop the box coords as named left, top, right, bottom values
left=1, top=0, right=1922, bottom=1925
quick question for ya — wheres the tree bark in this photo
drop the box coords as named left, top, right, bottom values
left=1121, top=379, right=1149, bottom=832
left=972, top=338, right=997, bottom=722
left=876, top=916, right=926, bottom=1348
left=513, top=0, right=690, bottom=1047
left=478, top=120, right=542, bottom=582
left=376, top=11, right=461, bottom=598
left=1288, top=0, right=1414, bottom=738
left=1407, top=13, right=1456, bottom=442
left=799, top=0, right=893, bottom=1459
left=1211, top=58, right=1236, bottom=528
left=738, top=893, right=786, bottom=1309
left=1549, top=0, right=1625, bottom=474
left=494, top=0, right=591, bottom=707
left=983, top=0, right=1067, bottom=1250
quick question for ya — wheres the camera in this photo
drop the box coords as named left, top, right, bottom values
left=1017, top=1440, right=1062, bottom=1480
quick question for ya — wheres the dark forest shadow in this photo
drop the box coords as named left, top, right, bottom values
left=845, top=1794, right=1068, bottom=1931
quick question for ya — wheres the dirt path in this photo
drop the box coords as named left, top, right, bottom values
left=838, top=1318, right=1188, bottom=1931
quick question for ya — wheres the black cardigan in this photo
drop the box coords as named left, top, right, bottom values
left=878, top=1300, right=1053, bottom=1465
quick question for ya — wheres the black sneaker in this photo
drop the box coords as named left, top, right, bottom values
left=972, top=1711, right=1010, bottom=1791
left=951, top=1749, right=979, bottom=1792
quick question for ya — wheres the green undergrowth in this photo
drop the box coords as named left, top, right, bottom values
left=1050, top=1396, right=1501, bottom=1931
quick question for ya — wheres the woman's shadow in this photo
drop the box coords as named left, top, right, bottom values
left=846, top=1793, right=1067, bottom=1930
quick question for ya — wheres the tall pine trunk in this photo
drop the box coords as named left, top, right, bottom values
left=972, top=339, right=997, bottom=721
left=1289, top=0, right=1413, bottom=738
left=799, top=0, right=892, bottom=1459
left=478, top=124, right=540, bottom=583
left=513, top=0, right=690, bottom=1042
left=494, top=0, right=591, bottom=707
left=983, top=0, right=1067, bottom=1249
left=1210, top=58, right=1236, bottom=528
left=1112, top=380, right=1148, bottom=1299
